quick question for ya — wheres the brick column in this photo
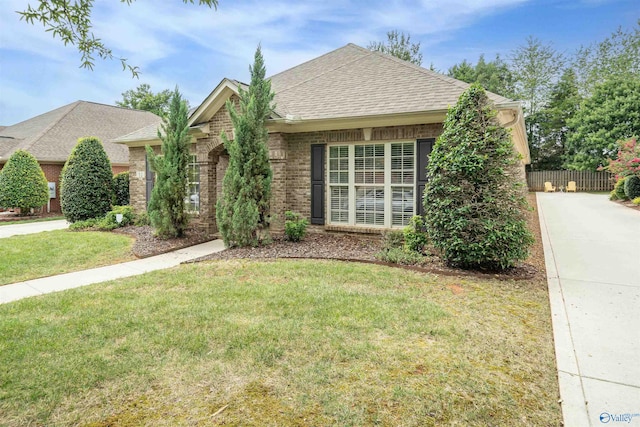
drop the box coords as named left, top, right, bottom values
left=268, top=133, right=287, bottom=231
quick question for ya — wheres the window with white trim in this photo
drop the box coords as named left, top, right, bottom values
left=328, top=142, right=415, bottom=228
left=185, top=155, right=200, bottom=213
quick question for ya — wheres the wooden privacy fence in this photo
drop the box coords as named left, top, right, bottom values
left=526, top=170, right=614, bottom=192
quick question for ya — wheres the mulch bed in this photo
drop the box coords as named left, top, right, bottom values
left=35, top=193, right=548, bottom=281
left=0, top=211, right=63, bottom=222
left=193, top=193, right=546, bottom=282
left=113, top=225, right=212, bottom=258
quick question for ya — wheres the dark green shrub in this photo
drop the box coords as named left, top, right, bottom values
left=113, top=172, right=130, bottom=206
left=0, top=150, right=48, bottom=213
left=423, top=84, right=533, bottom=270
left=60, top=136, right=113, bottom=222
left=623, top=175, right=640, bottom=200
left=403, top=215, right=428, bottom=253
left=284, top=211, right=309, bottom=242
left=613, top=177, right=628, bottom=200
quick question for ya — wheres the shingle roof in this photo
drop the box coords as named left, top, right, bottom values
left=269, top=43, right=513, bottom=120
left=0, top=101, right=161, bottom=164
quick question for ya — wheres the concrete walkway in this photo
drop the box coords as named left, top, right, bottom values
left=537, top=192, right=640, bottom=426
left=0, top=240, right=226, bottom=304
left=0, top=219, right=69, bottom=238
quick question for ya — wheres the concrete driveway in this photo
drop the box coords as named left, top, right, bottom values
left=0, top=219, right=68, bottom=238
left=537, top=192, right=640, bottom=426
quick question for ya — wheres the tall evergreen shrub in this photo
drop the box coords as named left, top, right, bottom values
left=423, top=84, right=533, bottom=270
left=60, top=137, right=113, bottom=222
left=216, top=45, right=274, bottom=247
left=145, top=88, right=190, bottom=238
left=0, top=150, right=49, bottom=213
left=112, top=171, right=130, bottom=206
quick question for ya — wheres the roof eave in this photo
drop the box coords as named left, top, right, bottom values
left=268, top=110, right=448, bottom=133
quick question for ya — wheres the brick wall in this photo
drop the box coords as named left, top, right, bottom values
left=128, top=147, right=148, bottom=213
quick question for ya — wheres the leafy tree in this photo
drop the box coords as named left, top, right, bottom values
left=116, top=84, right=173, bottom=117
left=511, top=36, right=565, bottom=117
left=113, top=171, right=130, bottom=206
left=17, top=0, right=218, bottom=76
left=145, top=88, right=191, bottom=238
left=447, top=54, right=516, bottom=98
left=61, top=137, right=113, bottom=222
left=565, top=77, right=640, bottom=170
left=529, top=68, right=582, bottom=170
left=368, top=30, right=423, bottom=65
left=216, top=45, right=274, bottom=247
left=574, top=21, right=640, bottom=95
left=510, top=37, right=565, bottom=168
left=0, top=150, right=49, bottom=214
left=423, top=84, right=533, bottom=270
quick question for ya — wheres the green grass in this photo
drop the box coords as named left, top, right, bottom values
left=0, top=216, right=65, bottom=226
left=0, top=260, right=561, bottom=426
left=0, top=230, right=134, bottom=285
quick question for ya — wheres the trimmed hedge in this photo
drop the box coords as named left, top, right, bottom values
left=113, top=171, right=130, bottom=206
left=61, top=137, right=113, bottom=222
left=423, top=84, right=533, bottom=270
left=0, top=150, right=48, bottom=213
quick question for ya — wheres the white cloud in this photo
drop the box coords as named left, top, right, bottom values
left=0, top=0, right=552, bottom=124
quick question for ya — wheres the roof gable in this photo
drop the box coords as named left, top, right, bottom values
left=270, top=43, right=512, bottom=121
left=0, top=101, right=160, bottom=164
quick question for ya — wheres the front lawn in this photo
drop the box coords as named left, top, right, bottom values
left=0, top=260, right=561, bottom=426
left=0, top=230, right=134, bottom=285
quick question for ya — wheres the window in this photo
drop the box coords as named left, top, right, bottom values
left=185, top=155, right=200, bottom=213
left=329, top=146, right=349, bottom=223
left=390, top=143, right=414, bottom=226
left=328, top=142, right=415, bottom=228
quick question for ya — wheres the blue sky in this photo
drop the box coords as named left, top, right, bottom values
left=0, top=0, right=637, bottom=125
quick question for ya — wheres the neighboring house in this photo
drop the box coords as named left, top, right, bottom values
left=0, top=101, right=161, bottom=212
left=116, top=43, right=529, bottom=235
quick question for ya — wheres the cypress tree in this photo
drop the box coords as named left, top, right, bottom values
left=145, top=88, right=190, bottom=238
left=424, top=84, right=533, bottom=270
left=60, top=137, right=113, bottom=222
left=216, top=45, right=274, bottom=247
left=0, top=150, right=49, bottom=214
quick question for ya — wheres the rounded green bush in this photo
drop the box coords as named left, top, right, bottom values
left=623, top=175, right=640, bottom=200
left=60, top=137, right=113, bottom=222
left=0, top=150, right=49, bottom=213
left=284, top=211, right=309, bottom=242
left=113, top=171, right=130, bottom=206
left=423, top=84, right=533, bottom=270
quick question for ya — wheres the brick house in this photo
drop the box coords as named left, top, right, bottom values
left=117, top=44, right=529, bottom=235
left=0, top=101, right=160, bottom=213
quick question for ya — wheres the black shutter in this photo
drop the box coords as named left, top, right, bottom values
left=416, top=138, right=435, bottom=217
left=145, top=153, right=155, bottom=208
left=310, top=144, right=326, bottom=225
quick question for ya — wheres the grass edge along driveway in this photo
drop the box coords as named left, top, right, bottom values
left=0, top=230, right=134, bottom=285
left=0, top=259, right=561, bottom=426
